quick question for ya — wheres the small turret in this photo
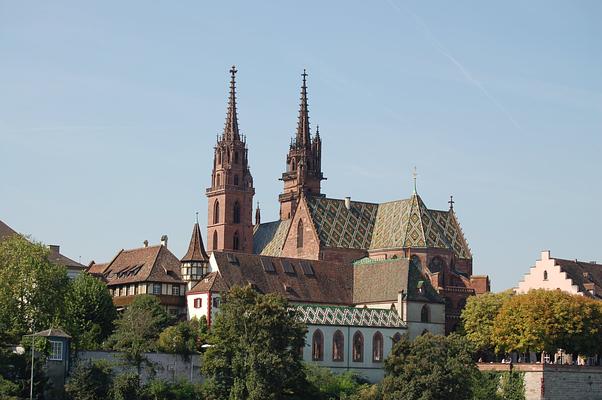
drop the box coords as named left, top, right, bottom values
left=181, top=220, right=209, bottom=291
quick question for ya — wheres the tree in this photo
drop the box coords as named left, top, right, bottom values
left=381, top=333, right=476, bottom=400
left=111, top=371, right=141, bottom=400
left=65, top=360, right=113, bottom=400
left=492, top=289, right=602, bottom=356
left=157, top=320, right=199, bottom=359
left=108, top=294, right=170, bottom=373
left=65, top=273, right=117, bottom=350
left=0, top=235, right=69, bottom=343
left=202, top=286, right=309, bottom=400
left=304, top=364, right=369, bottom=400
left=461, top=290, right=513, bottom=357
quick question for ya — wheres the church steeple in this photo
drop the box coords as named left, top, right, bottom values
left=278, top=70, right=325, bottom=220
left=296, top=69, right=310, bottom=148
left=223, top=65, right=240, bottom=141
left=206, top=66, right=255, bottom=253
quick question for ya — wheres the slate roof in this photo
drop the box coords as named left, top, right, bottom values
left=555, top=258, right=602, bottom=299
left=294, top=304, right=406, bottom=328
left=181, top=222, right=209, bottom=263
left=253, top=219, right=291, bottom=256
left=90, top=245, right=184, bottom=286
left=302, top=194, right=471, bottom=259
left=209, top=252, right=353, bottom=305
left=353, top=258, right=444, bottom=304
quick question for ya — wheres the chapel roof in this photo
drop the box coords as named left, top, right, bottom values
left=91, top=244, right=183, bottom=286
left=205, top=252, right=353, bottom=305
left=352, top=258, right=444, bottom=304
left=294, top=304, right=406, bottom=328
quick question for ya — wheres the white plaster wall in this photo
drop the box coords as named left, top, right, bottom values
left=187, top=293, right=209, bottom=321
left=516, top=251, right=581, bottom=295
left=405, top=301, right=445, bottom=339
left=302, top=324, right=405, bottom=383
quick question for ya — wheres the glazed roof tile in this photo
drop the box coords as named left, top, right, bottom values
left=253, top=219, right=291, bottom=256
left=294, top=304, right=406, bottom=328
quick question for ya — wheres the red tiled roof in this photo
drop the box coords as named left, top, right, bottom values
left=0, top=219, right=18, bottom=241
left=209, top=252, right=353, bottom=305
left=94, top=245, right=183, bottom=286
left=181, top=223, right=209, bottom=263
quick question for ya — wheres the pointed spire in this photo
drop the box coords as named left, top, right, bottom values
left=255, top=202, right=261, bottom=226
left=181, top=221, right=209, bottom=262
left=223, top=65, right=240, bottom=140
left=296, top=69, right=311, bottom=147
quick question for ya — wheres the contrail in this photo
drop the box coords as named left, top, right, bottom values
left=386, top=0, right=522, bottom=131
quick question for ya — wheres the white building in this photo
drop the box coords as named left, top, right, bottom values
left=516, top=250, right=601, bottom=298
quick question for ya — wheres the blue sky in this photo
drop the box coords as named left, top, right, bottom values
left=1, top=1, right=600, bottom=291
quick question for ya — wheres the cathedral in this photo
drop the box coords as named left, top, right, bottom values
left=89, top=66, right=490, bottom=381
left=204, top=66, right=489, bottom=333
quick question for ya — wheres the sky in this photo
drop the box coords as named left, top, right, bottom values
left=0, top=1, right=600, bottom=291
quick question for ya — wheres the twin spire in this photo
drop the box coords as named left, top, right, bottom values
left=223, top=65, right=240, bottom=141
left=296, top=69, right=311, bottom=148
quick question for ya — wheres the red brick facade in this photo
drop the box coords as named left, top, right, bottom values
left=206, top=67, right=254, bottom=254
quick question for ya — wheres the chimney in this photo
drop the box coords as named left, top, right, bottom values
left=49, top=245, right=60, bottom=254
left=344, top=196, right=351, bottom=210
left=143, top=240, right=149, bottom=248
left=541, top=250, right=550, bottom=260
left=160, top=235, right=168, bottom=248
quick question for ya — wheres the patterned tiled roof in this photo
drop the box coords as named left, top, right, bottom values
left=253, top=220, right=291, bottom=256
left=293, top=304, right=406, bottom=328
left=305, top=197, right=379, bottom=249
left=302, top=194, right=471, bottom=259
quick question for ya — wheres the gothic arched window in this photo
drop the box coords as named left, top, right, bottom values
left=212, top=231, right=218, bottom=250
left=372, top=331, right=384, bottom=362
left=234, top=174, right=239, bottom=186
left=233, top=201, right=241, bottom=224
left=332, top=330, right=344, bottom=361
left=296, top=219, right=304, bottom=248
left=213, top=200, right=220, bottom=224
left=233, top=231, right=240, bottom=250
left=216, top=174, right=221, bottom=187
left=352, top=331, right=364, bottom=362
left=234, top=151, right=239, bottom=164
left=217, top=150, right=222, bottom=165
left=421, top=304, right=430, bottom=323
left=543, top=270, right=548, bottom=281
left=312, top=330, right=323, bottom=361
left=292, top=159, right=296, bottom=171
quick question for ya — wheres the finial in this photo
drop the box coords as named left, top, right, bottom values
left=316, top=124, right=320, bottom=137
left=412, top=166, right=418, bottom=194
left=195, top=211, right=199, bottom=224
left=230, top=65, right=237, bottom=79
left=302, top=68, right=307, bottom=87
left=448, top=195, right=455, bottom=210
left=223, top=65, right=240, bottom=140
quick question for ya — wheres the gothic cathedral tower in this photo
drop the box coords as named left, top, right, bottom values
left=278, top=70, right=325, bottom=220
left=206, top=66, right=255, bottom=253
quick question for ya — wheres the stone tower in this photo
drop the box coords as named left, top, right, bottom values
left=206, top=66, right=255, bottom=253
left=278, top=70, right=325, bottom=220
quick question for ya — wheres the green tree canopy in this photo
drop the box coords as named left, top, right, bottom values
left=492, top=289, right=602, bottom=356
left=202, top=286, right=309, bottom=400
left=65, top=360, right=113, bottom=400
left=157, top=320, right=200, bottom=359
left=65, top=272, right=117, bottom=350
left=381, top=333, right=476, bottom=400
left=0, top=235, right=69, bottom=343
left=461, top=290, right=513, bottom=356
left=108, top=294, right=171, bottom=372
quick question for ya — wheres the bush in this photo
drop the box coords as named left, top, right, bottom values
left=111, top=372, right=141, bottom=400
left=65, top=360, right=113, bottom=400
left=142, top=379, right=205, bottom=400
left=304, top=363, right=369, bottom=399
